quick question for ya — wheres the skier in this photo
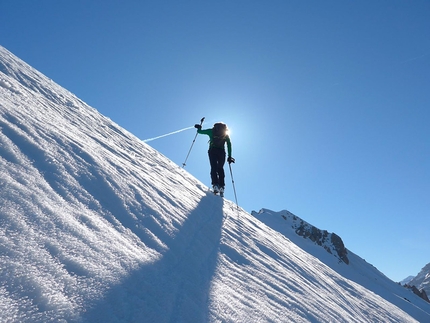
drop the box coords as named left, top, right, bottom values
left=194, top=122, right=235, bottom=196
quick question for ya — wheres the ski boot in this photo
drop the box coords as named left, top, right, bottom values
left=219, top=186, right=224, bottom=197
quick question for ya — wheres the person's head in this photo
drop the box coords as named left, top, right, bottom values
left=213, top=122, right=228, bottom=136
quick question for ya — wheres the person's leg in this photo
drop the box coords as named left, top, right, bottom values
left=216, top=149, right=226, bottom=188
left=208, top=149, right=219, bottom=186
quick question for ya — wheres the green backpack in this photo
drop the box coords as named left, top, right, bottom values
left=212, top=123, right=227, bottom=148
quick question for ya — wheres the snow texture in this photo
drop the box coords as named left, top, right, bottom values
left=1, top=45, right=430, bottom=322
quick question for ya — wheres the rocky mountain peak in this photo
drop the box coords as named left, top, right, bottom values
left=253, top=209, right=349, bottom=265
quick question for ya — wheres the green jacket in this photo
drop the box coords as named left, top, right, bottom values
left=197, top=128, right=232, bottom=157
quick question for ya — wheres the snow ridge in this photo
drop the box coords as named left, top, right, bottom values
left=253, top=208, right=349, bottom=264
left=1, top=45, right=430, bottom=322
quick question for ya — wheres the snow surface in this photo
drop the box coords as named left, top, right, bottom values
left=1, top=45, right=430, bottom=322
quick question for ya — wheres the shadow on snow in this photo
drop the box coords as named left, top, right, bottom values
left=81, top=193, right=225, bottom=323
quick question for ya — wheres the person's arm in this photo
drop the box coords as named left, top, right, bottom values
left=197, top=128, right=212, bottom=136
left=226, top=135, right=232, bottom=157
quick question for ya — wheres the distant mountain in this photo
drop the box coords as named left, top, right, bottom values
left=401, top=276, right=416, bottom=285
left=252, top=209, right=349, bottom=265
left=253, top=208, right=430, bottom=306
left=407, top=263, right=430, bottom=299
left=1, top=45, right=430, bottom=322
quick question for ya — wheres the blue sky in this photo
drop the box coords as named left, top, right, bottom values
left=1, top=1, right=429, bottom=282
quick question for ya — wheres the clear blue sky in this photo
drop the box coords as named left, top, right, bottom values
left=1, top=1, right=429, bottom=282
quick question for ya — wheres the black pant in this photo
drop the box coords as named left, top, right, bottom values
left=208, top=147, right=226, bottom=187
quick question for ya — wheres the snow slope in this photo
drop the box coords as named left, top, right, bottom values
left=253, top=209, right=430, bottom=321
left=1, top=45, right=430, bottom=322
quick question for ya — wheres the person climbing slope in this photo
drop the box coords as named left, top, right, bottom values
left=194, top=122, right=235, bottom=196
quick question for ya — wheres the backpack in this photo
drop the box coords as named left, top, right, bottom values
left=212, top=123, right=227, bottom=148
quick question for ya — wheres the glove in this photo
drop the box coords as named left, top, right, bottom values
left=227, top=156, right=235, bottom=164
left=194, top=124, right=202, bottom=130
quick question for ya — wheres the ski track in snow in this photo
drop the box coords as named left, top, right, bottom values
left=1, top=45, right=430, bottom=322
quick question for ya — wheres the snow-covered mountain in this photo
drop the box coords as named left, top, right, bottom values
left=1, top=45, right=430, bottom=322
left=407, top=263, right=430, bottom=298
left=401, top=276, right=416, bottom=286
left=253, top=209, right=350, bottom=265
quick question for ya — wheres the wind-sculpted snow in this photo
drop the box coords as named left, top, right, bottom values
left=1, top=45, right=430, bottom=322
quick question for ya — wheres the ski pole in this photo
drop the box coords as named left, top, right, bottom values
left=229, top=162, right=239, bottom=209
left=182, top=117, right=205, bottom=168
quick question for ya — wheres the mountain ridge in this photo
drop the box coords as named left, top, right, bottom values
left=405, top=263, right=430, bottom=301
left=253, top=208, right=349, bottom=264
left=1, top=45, right=430, bottom=322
